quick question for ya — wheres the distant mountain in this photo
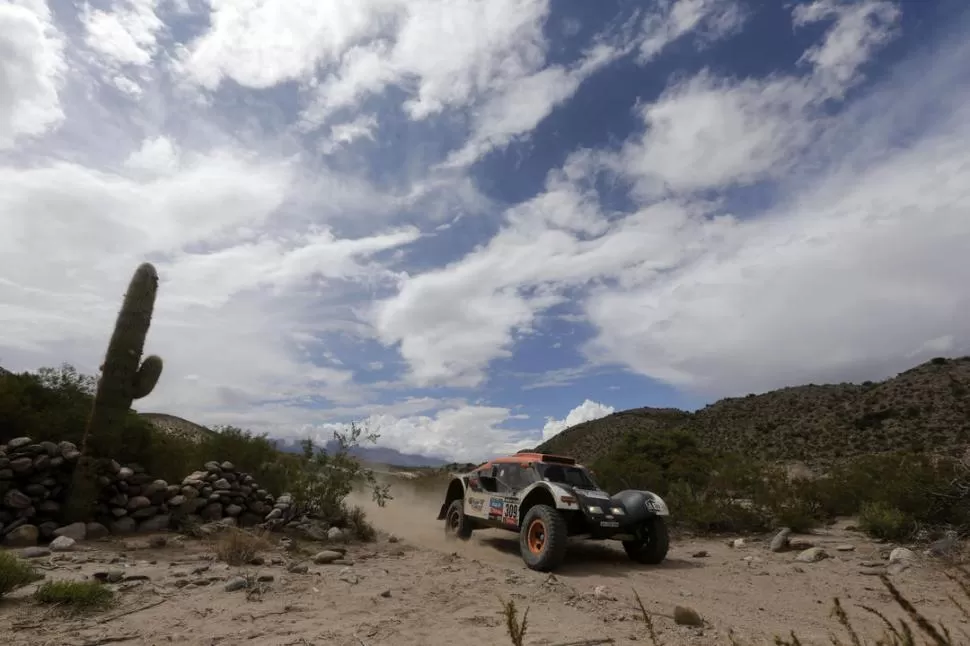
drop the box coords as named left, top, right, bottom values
left=536, top=356, right=970, bottom=467
left=275, top=438, right=448, bottom=468
left=140, top=412, right=448, bottom=467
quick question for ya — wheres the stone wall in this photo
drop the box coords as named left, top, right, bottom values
left=0, top=437, right=81, bottom=542
left=0, top=437, right=294, bottom=547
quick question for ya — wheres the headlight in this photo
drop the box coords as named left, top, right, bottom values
left=587, top=505, right=603, bottom=514
left=609, top=507, right=625, bottom=515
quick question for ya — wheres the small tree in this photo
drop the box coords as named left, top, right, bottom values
left=290, top=422, right=391, bottom=524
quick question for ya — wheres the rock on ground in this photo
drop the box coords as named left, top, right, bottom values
left=795, top=547, right=828, bottom=563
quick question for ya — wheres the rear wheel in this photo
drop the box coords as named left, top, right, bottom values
left=623, top=516, right=669, bottom=564
left=444, top=499, right=473, bottom=540
left=519, top=505, right=568, bottom=571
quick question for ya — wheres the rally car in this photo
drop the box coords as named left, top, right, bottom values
left=436, top=451, right=670, bottom=571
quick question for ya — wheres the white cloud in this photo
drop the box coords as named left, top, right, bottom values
left=81, top=0, right=164, bottom=68
left=638, top=0, right=746, bottom=64
left=614, top=0, right=901, bottom=198
left=358, top=406, right=534, bottom=462
left=542, top=399, right=614, bottom=442
left=0, top=0, right=65, bottom=149
left=793, top=0, right=901, bottom=95
left=186, top=0, right=551, bottom=128
left=615, top=73, right=818, bottom=196
left=442, top=42, right=624, bottom=168
left=178, top=0, right=401, bottom=90
left=585, top=94, right=970, bottom=395
left=319, top=113, right=378, bottom=155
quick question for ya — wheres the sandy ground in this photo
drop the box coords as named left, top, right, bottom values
left=1, top=485, right=968, bottom=646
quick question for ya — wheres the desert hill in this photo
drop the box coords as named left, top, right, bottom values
left=536, top=356, right=970, bottom=466
left=139, top=412, right=218, bottom=443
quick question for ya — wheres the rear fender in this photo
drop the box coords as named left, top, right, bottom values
left=437, top=476, right=466, bottom=520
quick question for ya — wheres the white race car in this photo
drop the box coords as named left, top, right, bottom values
left=436, top=451, right=670, bottom=571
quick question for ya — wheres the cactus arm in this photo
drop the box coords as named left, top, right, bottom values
left=132, top=355, right=163, bottom=399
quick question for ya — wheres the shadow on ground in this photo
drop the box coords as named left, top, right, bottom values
left=476, top=534, right=705, bottom=578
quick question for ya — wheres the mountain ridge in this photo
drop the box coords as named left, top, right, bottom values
left=536, top=356, right=970, bottom=467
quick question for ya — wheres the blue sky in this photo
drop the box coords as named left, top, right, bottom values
left=1, top=0, right=969, bottom=462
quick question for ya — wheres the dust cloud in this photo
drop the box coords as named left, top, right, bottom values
left=347, top=476, right=523, bottom=566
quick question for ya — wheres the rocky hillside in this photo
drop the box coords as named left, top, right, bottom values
left=537, top=356, right=970, bottom=466
left=139, top=413, right=217, bottom=444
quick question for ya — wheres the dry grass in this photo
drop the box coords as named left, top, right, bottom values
left=33, top=580, right=114, bottom=612
left=500, top=597, right=530, bottom=646
left=213, top=527, right=273, bottom=566
left=0, top=551, right=44, bottom=598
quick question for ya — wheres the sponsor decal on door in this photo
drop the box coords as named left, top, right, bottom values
left=488, top=497, right=504, bottom=518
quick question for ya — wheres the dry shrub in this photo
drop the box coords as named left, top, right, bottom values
left=34, top=580, right=114, bottom=612
left=0, top=551, right=43, bottom=598
left=214, top=527, right=272, bottom=565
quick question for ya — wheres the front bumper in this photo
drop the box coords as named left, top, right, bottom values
left=573, top=490, right=667, bottom=539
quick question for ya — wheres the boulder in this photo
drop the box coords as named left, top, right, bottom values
left=53, top=522, right=87, bottom=542
left=4, top=524, right=38, bottom=547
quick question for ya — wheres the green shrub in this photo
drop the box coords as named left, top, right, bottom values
left=589, top=426, right=970, bottom=539
left=0, top=551, right=44, bottom=597
left=33, top=580, right=114, bottom=610
left=288, top=422, right=389, bottom=534
left=858, top=501, right=912, bottom=541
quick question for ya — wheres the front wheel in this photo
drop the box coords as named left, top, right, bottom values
left=444, top=499, right=473, bottom=540
left=623, top=516, right=669, bottom=564
left=519, top=505, right=569, bottom=572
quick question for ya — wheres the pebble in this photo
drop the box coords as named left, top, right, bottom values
left=94, top=569, right=125, bottom=583
left=313, top=550, right=343, bottom=565
left=673, top=605, right=703, bottom=627
left=225, top=576, right=249, bottom=592
left=20, top=547, right=51, bottom=559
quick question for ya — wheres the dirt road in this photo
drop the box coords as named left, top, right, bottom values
left=0, top=487, right=966, bottom=646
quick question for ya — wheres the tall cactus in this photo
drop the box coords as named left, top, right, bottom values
left=80, top=262, right=164, bottom=455
left=68, top=263, right=163, bottom=522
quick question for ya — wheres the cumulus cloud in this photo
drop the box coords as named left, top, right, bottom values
left=0, top=0, right=65, bottom=148
left=542, top=400, right=615, bottom=442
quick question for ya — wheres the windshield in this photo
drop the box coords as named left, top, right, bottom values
left=537, top=463, right=597, bottom=489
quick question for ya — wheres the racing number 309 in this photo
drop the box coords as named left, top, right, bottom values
left=503, top=500, right=519, bottom=524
